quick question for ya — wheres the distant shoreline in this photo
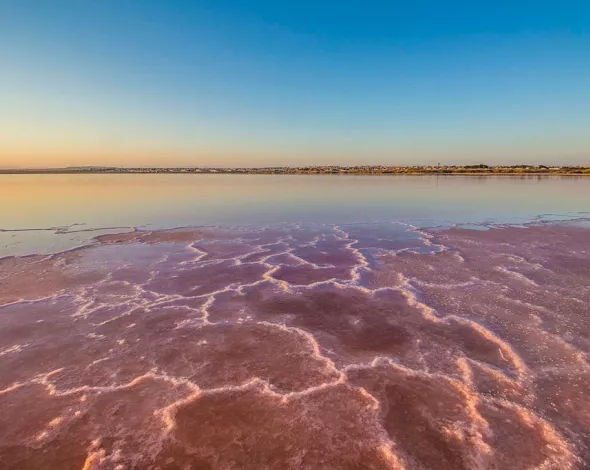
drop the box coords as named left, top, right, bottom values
left=1, top=166, right=589, bottom=176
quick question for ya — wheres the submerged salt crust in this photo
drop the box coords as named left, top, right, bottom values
left=0, top=221, right=589, bottom=469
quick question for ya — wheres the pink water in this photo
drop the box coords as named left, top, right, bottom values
left=1, top=219, right=589, bottom=469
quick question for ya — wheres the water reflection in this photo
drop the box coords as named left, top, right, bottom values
left=1, top=174, right=589, bottom=256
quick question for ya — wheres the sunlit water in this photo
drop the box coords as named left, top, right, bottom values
left=1, top=175, right=589, bottom=469
left=1, top=174, right=589, bottom=256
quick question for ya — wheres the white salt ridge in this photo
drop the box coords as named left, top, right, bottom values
left=0, top=220, right=588, bottom=468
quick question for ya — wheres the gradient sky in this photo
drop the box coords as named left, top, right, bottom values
left=1, top=0, right=589, bottom=168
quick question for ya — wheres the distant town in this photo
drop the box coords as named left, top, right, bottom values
left=1, top=164, right=589, bottom=175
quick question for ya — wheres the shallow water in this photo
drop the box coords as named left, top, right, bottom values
left=2, top=174, right=589, bottom=256
left=1, top=176, right=590, bottom=469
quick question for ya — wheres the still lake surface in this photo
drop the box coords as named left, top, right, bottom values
left=1, top=174, right=590, bottom=469
left=1, top=174, right=589, bottom=256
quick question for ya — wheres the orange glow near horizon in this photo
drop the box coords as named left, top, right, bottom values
left=2, top=135, right=589, bottom=169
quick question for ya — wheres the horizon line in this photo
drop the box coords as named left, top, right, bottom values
left=3, top=163, right=590, bottom=170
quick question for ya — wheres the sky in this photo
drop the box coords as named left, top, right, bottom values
left=1, top=0, right=589, bottom=168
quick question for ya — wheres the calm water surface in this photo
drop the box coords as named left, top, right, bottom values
left=2, top=174, right=590, bottom=469
left=2, top=174, right=589, bottom=256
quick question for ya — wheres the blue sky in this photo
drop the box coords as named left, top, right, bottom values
left=1, top=0, right=589, bottom=167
